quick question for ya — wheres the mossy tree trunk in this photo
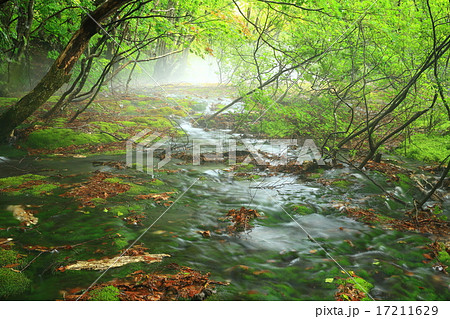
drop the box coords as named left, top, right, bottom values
left=0, top=0, right=133, bottom=141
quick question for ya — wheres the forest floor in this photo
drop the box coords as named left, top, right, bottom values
left=0, top=85, right=448, bottom=301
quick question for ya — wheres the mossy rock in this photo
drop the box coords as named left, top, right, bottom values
left=331, top=180, right=353, bottom=188
left=90, top=121, right=123, bottom=134
left=150, top=179, right=165, bottom=186
left=118, top=121, right=137, bottom=127
left=308, top=173, right=322, bottom=179
left=235, top=164, right=255, bottom=172
left=131, top=117, right=173, bottom=130
left=0, top=268, right=31, bottom=298
left=51, top=117, right=68, bottom=128
left=146, top=106, right=186, bottom=117
left=103, top=177, right=126, bottom=184
left=109, top=203, right=144, bottom=217
left=292, top=205, right=315, bottom=215
left=90, top=198, right=107, bottom=206
left=335, top=276, right=374, bottom=301
left=24, top=128, right=115, bottom=150
left=124, top=105, right=137, bottom=113
left=436, top=243, right=450, bottom=266
left=0, top=174, right=45, bottom=188
left=114, top=238, right=129, bottom=249
left=0, top=249, right=19, bottom=267
left=0, top=174, right=59, bottom=196
left=234, top=174, right=261, bottom=181
left=89, top=285, right=120, bottom=301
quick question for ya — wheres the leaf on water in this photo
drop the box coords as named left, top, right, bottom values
left=344, top=239, right=355, bottom=247
left=64, top=253, right=171, bottom=271
left=197, top=230, right=211, bottom=238
left=325, top=278, right=334, bottom=283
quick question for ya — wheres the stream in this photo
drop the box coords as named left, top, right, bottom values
left=0, top=89, right=448, bottom=301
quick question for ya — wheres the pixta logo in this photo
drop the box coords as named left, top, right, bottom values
left=126, top=129, right=325, bottom=175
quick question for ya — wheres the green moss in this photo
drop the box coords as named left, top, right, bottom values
left=335, top=276, right=374, bottom=301
left=0, top=249, right=19, bottom=267
left=235, top=164, right=255, bottom=172
left=292, top=205, right=315, bottom=215
left=0, top=174, right=45, bottom=187
left=28, top=183, right=58, bottom=196
left=377, top=213, right=394, bottom=221
left=90, top=198, right=107, bottom=205
left=0, top=174, right=59, bottom=196
left=47, top=96, right=60, bottom=103
left=146, top=106, right=186, bottom=117
left=0, top=268, right=31, bottom=298
left=150, top=179, right=164, bottom=186
left=109, top=204, right=144, bottom=217
left=125, top=105, right=137, bottom=113
left=104, top=177, right=126, bottom=184
left=126, top=182, right=161, bottom=195
left=137, top=100, right=149, bottom=106
left=118, top=121, right=137, bottom=127
left=24, top=128, right=115, bottom=150
left=131, top=117, right=174, bottom=130
left=51, top=117, right=68, bottom=128
left=331, top=180, right=353, bottom=188
left=398, top=133, right=450, bottom=163
left=0, top=97, right=19, bottom=107
left=89, top=285, right=120, bottom=301
left=234, top=174, right=261, bottom=181
left=396, top=173, right=411, bottom=189
left=436, top=243, right=450, bottom=266
left=90, top=121, right=123, bottom=134
left=114, top=238, right=129, bottom=249
left=0, top=144, right=27, bottom=158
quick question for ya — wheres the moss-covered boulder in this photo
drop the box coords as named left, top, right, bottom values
left=0, top=268, right=31, bottom=298
left=0, top=249, right=19, bottom=267
left=24, top=128, right=115, bottom=150
left=89, top=285, right=120, bottom=301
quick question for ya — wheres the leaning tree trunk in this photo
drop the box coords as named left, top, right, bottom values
left=0, top=0, right=133, bottom=141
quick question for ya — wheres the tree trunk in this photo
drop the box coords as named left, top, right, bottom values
left=0, top=0, right=133, bottom=141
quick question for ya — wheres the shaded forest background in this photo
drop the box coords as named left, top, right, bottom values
left=0, top=0, right=448, bottom=165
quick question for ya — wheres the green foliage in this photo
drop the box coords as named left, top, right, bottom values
left=24, top=128, right=115, bottom=150
left=331, top=180, right=353, bottom=189
left=146, top=106, right=186, bottom=117
left=335, top=276, right=374, bottom=301
left=131, top=117, right=174, bottom=131
left=0, top=173, right=58, bottom=196
left=150, top=179, right=165, bottom=186
left=0, top=97, right=19, bottom=107
left=90, top=121, right=123, bottom=134
left=0, top=174, right=45, bottom=187
left=399, top=134, right=450, bottom=163
left=89, top=285, right=120, bottom=301
left=0, top=268, right=31, bottom=298
left=114, top=238, right=129, bottom=250
left=118, top=121, right=137, bottom=127
left=292, top=205, right=314, bottom=215
left=0, top=249, right=19, bottom=267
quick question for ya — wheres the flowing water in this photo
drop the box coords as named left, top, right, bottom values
left=0, top=91, right=448, bottom=300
